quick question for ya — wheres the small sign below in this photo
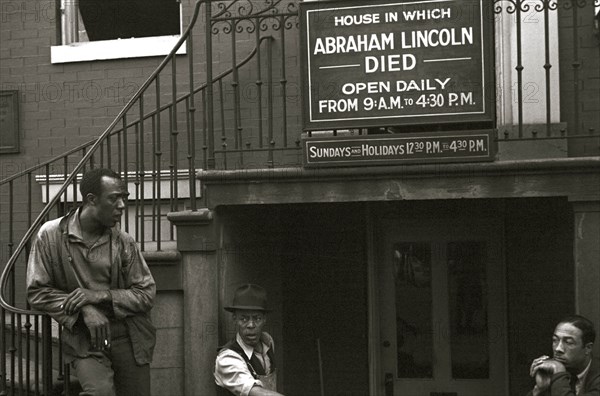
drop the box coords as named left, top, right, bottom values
left=303, top=130, right=495, bottom=167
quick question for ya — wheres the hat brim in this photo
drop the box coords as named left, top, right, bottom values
left=224, top=305, right=272, bottom=313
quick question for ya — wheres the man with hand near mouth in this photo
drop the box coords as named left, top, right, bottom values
left=528, top=315, right=599, bottom=396
left=215, top=284, right=284, bottom=396
left=27, top=168, right=156, bottom=396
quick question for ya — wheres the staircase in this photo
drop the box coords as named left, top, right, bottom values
left=0, top=0, right=300, bottom=393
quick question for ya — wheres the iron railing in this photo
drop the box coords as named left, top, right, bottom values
left=0, top=0, right=598, bottom=394
left=0, top=0, right=299, bottom=393
left=493, top=0, right=599, bottom=142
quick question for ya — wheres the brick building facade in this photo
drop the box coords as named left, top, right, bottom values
left=1, top=0, right=599, bottom=395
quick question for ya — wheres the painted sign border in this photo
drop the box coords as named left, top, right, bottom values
left=0, top=90, right=20, bottom=154
left=299, top=0, right=495, bottom=131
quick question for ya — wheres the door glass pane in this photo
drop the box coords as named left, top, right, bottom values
left=447, top=241, right=489, bottom=379
left=393, top=242, right=433, bottom=378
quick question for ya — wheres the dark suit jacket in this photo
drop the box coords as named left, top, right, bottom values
left=526, top=358, right=600, bottom=396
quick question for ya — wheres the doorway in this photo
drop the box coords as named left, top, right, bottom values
left=375, top=218, right=507, bottom=396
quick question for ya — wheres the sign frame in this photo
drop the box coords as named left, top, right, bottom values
left=299, top=0, right=495, bottom=131
left=302, top=129, right=496, bottom=167
left=0, top=90, right=20, bottom=155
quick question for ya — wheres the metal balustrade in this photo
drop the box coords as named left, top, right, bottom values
left=0, top=0, right=598, bottom=393
left=0, top=0, right=299, bottom=392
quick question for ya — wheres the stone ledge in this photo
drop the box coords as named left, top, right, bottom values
left=144, top=249, right=182, bottom=291
left=196, top=157, right=600, bottom=183
left=167, top=209, right=213, bottom=225
left=167, top=210, right=216, bottom=252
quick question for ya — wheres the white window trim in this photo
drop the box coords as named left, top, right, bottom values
left=35, top=169, right=201, bottom=203
left=52, top=0, right=185, bottom=64
left=51, top=35, right=187, bottom=64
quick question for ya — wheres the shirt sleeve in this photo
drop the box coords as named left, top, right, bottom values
left=26, top=225, right=78, bottom=330
left=215, top=350, right=264, bottom=396
left=109, top=234, right=156, bottom=319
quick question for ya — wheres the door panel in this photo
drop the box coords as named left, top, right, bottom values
left=394, top=242, right=434, bottom=380
left=447, top=241, right=489, bottom=380
left=378, top=221, right=507, bottom=396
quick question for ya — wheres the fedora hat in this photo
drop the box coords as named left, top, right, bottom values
left=225, top=284, right=272, bottom=312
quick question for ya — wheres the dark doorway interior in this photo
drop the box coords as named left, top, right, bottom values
left=279, top=203, right=369, bottom=396
left=217, top=197, right=575, bottom=396
left=504, top=197, right=575, bottom=395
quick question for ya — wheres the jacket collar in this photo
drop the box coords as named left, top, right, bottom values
left=62, top=207, right=111, bottom=245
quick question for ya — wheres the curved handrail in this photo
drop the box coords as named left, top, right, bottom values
left=0, top=0, right=205, bottom=314
left=0, top=40, right=264, bottom=187
left=0, top=1, right=200, bottom=187
left=0, top=0, right=275, bottom=316
left=0, top=0, right=282, bottom=315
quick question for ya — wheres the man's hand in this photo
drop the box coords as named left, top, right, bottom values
left=529, top=355, right=566, bottom=394
left=61, top=288, right=110, bottom=315
left=81, top=305, right=111, bottom=350
left=530, top=355, right=566, bottom=377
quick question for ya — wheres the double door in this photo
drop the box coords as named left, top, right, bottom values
left=376, top=219, right=507, bottom=396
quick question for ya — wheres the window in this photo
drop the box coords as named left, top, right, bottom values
left=51, top=0, right=184, bottom=63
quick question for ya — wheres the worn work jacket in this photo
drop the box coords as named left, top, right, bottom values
left=26, top=209, right=156, bottom=365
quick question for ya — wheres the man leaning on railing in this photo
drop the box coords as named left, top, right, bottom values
left=26, top=168, right=156, bottom=396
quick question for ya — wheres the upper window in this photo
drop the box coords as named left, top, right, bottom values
left=51, top=0, right=184, bottom=63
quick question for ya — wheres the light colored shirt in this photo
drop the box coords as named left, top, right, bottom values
left=214, top=332, right=275, bottom=396
left=575, top=359, right=592, bottom=395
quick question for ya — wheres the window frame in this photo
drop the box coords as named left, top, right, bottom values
left=51, top=0, right=186, bottom=64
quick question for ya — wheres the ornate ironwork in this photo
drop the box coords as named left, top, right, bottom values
left=211, top=0, right=297, bottom=20
left=534, top=0, right=558, bottom=12
left=493, top=0, right=595, bottom=13
left=211, top=1, right=297, bottom=34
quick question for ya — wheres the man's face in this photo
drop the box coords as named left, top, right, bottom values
left=234, top=310, right=266, bottom=347
left=90, top=176, right=128, bottom=228
left=552, top=322, right=592, bottom=372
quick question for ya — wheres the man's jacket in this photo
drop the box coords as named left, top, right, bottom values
left=527, top=358, right=600, bottom=396
left=26, top=209, right=156, bottom=364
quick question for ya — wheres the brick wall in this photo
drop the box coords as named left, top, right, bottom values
left=1, top=0, right=303, bottom=268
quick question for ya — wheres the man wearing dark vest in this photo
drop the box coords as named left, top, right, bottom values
left=214, top=284, right=285, bottom=396
left=527, top=315, right=599, bottom=396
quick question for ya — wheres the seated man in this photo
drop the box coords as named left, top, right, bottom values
left=528, top=315, right=599, bottom=396
left=215, top=284, right=285, bottom=396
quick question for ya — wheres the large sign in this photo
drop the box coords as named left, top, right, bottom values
left=303, top=130, right=495, bottom=167
left=300, top=0, right=494, bottom=130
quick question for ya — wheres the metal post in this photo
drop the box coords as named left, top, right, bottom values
left=206, top=0, right=215, bottom=169
left=42, top=316, right=52, bottom=395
